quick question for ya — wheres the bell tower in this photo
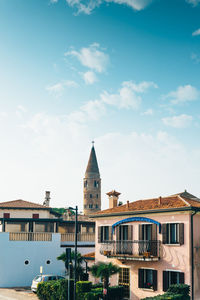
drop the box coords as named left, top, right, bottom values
left=83, top=142, right=101, bottom=215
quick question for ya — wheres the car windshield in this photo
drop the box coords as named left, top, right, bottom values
left=34, top=276, right=42, bottom=282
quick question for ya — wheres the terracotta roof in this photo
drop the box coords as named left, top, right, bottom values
left=0, top=199, right=49, bottom=209
left=92, top=191, right=200, bottom=216
left=82, top=252, right=95, bottom=259
left=85, top=146, right=100, bottom=176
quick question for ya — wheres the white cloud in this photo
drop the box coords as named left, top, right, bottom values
left=192, top=28, right=200, bottom=36
left=68, top=80, right=157, bottom=124
left=82, top=71, right=97, bottom=84
left=162, top=114, right=193, bottom=128
left=186, top=0, right=200, bottom=6
left=46, top=80, right=78, bottom=97
left=141, top=108, right=153, bottom=116
left=65, top=43, right=109, bottom=73
left=191, top=53, right=200, bottom=64
left=65, top=0, right=153, bottom=14
left=163, top=85, right=199, bottom=104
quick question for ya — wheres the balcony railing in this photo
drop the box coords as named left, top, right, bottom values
left=100, top=240, right=161, bottom=261
left=61, top=232, right=95, bottom=242
left=9, top=232, right=52, bottom=241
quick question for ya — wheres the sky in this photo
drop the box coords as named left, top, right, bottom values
left=0, top=0, right=200, bottom=211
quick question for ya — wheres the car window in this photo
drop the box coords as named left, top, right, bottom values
left=34, top=276, right=42, bottom=282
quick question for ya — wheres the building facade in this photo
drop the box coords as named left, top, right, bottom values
left=0, top=192, right=95, bottom=287
left=91, top=190, right=200, bottom=300
left=83, top=144, right=101, bottom=215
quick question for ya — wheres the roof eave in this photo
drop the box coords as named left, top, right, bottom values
left=90, top=206, right=199, bottom=218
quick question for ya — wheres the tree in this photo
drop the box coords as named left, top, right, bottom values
left=57, top=250, right=85, bottom=281
left=89, top=262, right=120, bottom=299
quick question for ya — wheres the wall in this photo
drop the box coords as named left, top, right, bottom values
left=193, top=213, right=200, bottom=299
left=95, top=212, right=191, bottom=300
left=0, top=209, right=52, bottom=219
left=0, top=232, right=63, bottom=287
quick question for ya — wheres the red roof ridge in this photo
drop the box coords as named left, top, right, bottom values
left=0, top=199, right=48, bottom=209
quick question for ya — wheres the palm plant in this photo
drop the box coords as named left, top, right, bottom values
left=89, top=262, right=120, bottom=299
left=57, top=250, right=85, bottom=280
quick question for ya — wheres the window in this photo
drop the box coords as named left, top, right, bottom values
left=84, top=180, right=88, bottom=188
left=3, top=213, right=10, bottom=219
left=24, top=260, right=29, bottom=265
left=84, top=204, right=87, bottom=208
left=90, top=194, right=92, bottom=199
left=96, top=194, right=98, bottom=198
left=98, top=226, right=111, bottom=242
left=119, top=268, right=130, bottom=299
left=94, top=180, right=99, bottom=188
left=138, top=269, right=157, bottom=291
left=89, top=204, right=93, bottom=208
left=163, top=271, right=184, bottom=292
left=96, top=204, right=98, bottom=208
left=33, top=214, right=39, bottom=219
left=162, top=223, right=184, bottom=245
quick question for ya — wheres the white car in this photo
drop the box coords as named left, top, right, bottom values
left=31, top=274, right=65, bottom=292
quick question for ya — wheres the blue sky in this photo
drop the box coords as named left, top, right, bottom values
left=0, top=0, right=200, bottom=209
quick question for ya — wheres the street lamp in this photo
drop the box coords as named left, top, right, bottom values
left=67, top=206, right=78, bottom=300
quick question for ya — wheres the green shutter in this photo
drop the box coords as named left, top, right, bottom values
left=179, top=223, right=184, bottom=245
left=163, top=271, right=169, bottom=292
left=138, top=269, right=144, bottom=288
left=162, top=224, right=168, bottom=244
left=179, top=272, right=185, bottom=284
left=153, top=270, right=157, bottom=291
left=98, top=226, right=102, bottom=243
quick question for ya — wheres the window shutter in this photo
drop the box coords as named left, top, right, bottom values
left=108, top=226, right=112, bottom=241
left=116, top=226, right=120, bottom=241
left=153, top=270, right=157, bottom=291
left=138, top=269, right=144, bottom=288
left=98, top=226, right=102, bottom=243
left=163, top=271, right=169, bottom=292
left=179, top=223, right=184, bottom=245
left=152, top=224, right=157, bottom=241
left=128, top=225, right=133, bottom=241
left=139, top=224, right=143, bottom=240
left=179, top=272, right=185, bottom=284
left=162, top=224, right=168, bottom=244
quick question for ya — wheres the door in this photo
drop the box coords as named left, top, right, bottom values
left=139, top=224, right=157, bottom=256
left=118, top=267, right=130, bottom=299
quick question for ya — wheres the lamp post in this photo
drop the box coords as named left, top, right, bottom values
left=68, top=206, right=78, bottom=300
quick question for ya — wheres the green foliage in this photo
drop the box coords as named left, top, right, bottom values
left=76, top=281, right=92, bottom=294
left=141, top=284, right=190, bottom=300
left=57, top=250, right=85, bottom=280
left=108, top=286, right=124, bottom=299
left=37, top=279, right=74, bottom=300
left=52, top=208, right=75, bottom=215
left=89, top=262, right=120, bottom=280
left=92, top=283, right=103, bottom=289
left=167, top=284, right=190, bottom=296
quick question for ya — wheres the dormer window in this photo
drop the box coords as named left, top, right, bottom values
left=33, top=214, right=39, bottom=219
left=3, top=213, right=10, bottom=219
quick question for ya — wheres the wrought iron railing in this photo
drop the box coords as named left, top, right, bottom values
left=100, top=240, right=161, bottom=258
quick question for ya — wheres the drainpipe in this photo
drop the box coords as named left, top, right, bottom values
left=191, top=210, right=197, bottom=300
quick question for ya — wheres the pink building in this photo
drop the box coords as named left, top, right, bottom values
left=91, top=190, right=200, bottom=300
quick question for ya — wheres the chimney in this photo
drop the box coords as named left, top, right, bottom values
left=126, top=200, right=129, bottom=208
left=43, top=191, right=51, bottom=207
left=107, top=190, right=121, bottom=209
left=158, top=196, right=162, bottom=205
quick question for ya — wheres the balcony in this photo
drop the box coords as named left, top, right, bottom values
left=100, top=240, right=161, bottom=261
left=9, top=232, right=52, bottom=241
left=61, top=232, right=95, bottom=242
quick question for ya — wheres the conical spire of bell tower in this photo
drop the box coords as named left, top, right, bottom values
left=85, top=142, right=100, bottom=176
left=83, top=142, right=101, bottom=215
